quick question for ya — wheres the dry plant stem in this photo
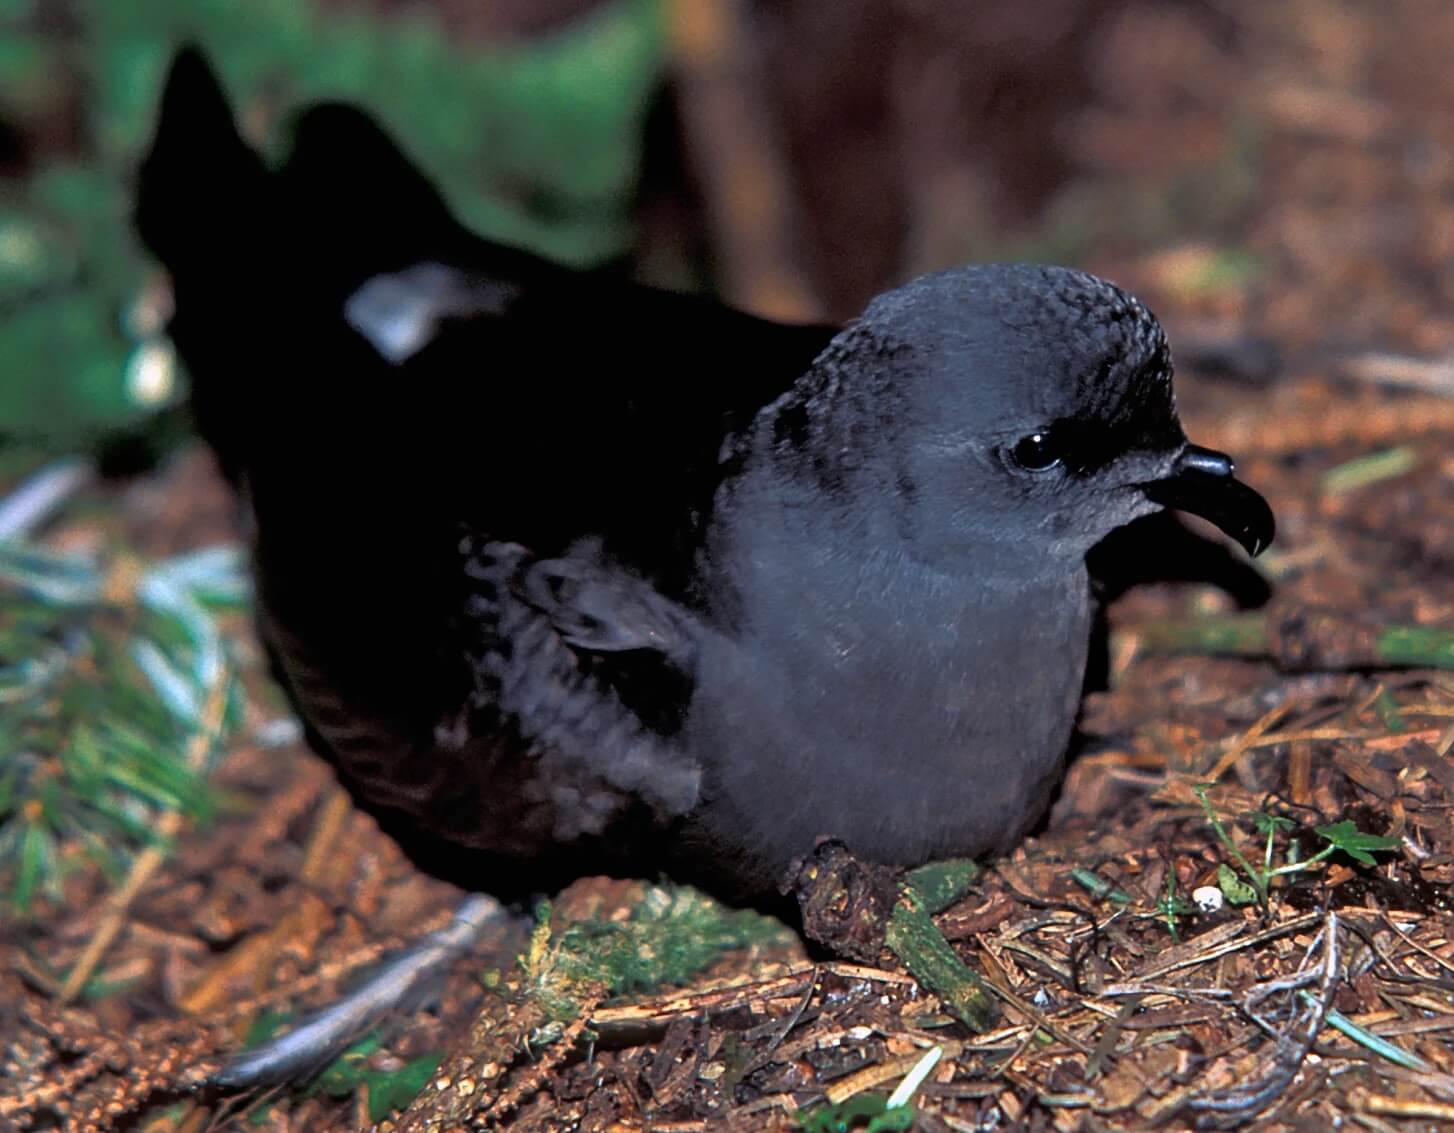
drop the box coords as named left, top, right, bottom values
left=1135, top=912, right=1323, bottom=981
left=483, top=993, right=603, bottom=1124
left=1361, top=1096, right=1454, bottom=1121
left=298, top=788, right=354, bottom=884
left=974, top=952, right=1096, bottom=1059
left=756, top=965, right=818, bottom=1060
left=823, top=1045, right=952, bottom=1106
left=1192, top=396, right=1454, bottom=456
left=1336, top=352, right=1454, bottom=397
left=1187, top=911, right=1340, bottom=1128
left=590, top=970, right=816, bottom=1043
left=666, top=0, right=819, bottom=320
left=58, top=681, right=228, bottom=1003
left=1204, top=702, right=1294, bottom=781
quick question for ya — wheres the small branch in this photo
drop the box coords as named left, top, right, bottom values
left=666, top=0, right=820, bottom=320
left=1186, top=911, right=1340, bottom=1129
left=1130, top=612, right=1270, bottom=657
left=212, top=893, right=504, bottom=1090
left=1336, top=351, right=1454, bottom=397
left=884, top=891, right=998, bottom=1033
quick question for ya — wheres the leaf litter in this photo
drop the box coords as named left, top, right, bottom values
left=7, top=2, right=1454, bottom=1129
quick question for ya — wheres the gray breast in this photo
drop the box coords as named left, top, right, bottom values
left=683, top=549, right=1092, bottom=879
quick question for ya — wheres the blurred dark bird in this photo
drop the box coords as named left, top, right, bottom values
left=136, top=47, right=1272, bottom=902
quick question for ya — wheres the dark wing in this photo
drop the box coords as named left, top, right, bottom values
left=135, top=48, right=836, bottom=867
left=137, top=47, right=834, bottom=576
left=454, top=536, right=701, bottom=816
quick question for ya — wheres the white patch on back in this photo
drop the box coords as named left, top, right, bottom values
left=344, top=262, right=519, bottom=363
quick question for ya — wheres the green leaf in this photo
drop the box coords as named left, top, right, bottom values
left=1321, top=447, right=1416, bottom=495
left=1314, top=820, right=1401, bottom=868
left=1071, top=867, right=1133, bottom=905
left=1300, top=991, right=1431, bottom=1071
left=313, top=1032, right=386, bottom=1098
left=12, top=821, right=51, bottom=910
left=303, top=1032, right=442, bottom=1121
left=1249, top=811, right=1295, bottom=836
left=902, top=858, right=980, bottom=914
left=130, top=639, right=202, bottom=726
left=1216, top=863, right=1258, bottom=906
left=364, top=1052, right=445, bottom=1123
left=799, top=1095, right=915, bottom=1133
left=242, top=1008, right=290, bottom=1047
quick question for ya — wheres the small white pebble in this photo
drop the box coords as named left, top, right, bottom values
left=1193, top=885, right=1224, bottom=913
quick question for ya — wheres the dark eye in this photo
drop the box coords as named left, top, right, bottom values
left=1011, top=429, right=1064, bottom=472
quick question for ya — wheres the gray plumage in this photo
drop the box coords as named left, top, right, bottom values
left=682, top=265, right=1189, bottom=884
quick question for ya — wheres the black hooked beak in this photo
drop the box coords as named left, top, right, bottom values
left=1142, top=444, right=1275, bottom=557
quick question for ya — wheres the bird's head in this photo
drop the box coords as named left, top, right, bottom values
left=766, top=263, right=1273, bottom=567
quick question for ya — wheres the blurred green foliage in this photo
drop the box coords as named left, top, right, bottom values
left=0, top=0, right=664, bottom=454
left=0, top=540, right=247, bottom=913
left=798, top=1096, right=915, bottom=1133
left=309, top=1038, right=444, bottom=1124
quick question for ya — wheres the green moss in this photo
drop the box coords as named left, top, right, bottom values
left=526, top=885, right=793, bottom=1025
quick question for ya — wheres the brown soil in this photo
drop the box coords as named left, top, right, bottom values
left=6, top=2, right=1454, bottom=1130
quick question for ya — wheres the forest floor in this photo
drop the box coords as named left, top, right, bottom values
left=5, top=2, right=1454, bottom=1130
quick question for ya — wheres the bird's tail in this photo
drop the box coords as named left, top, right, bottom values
left=135, top=46, right=473, bottom=481
left=135, top=48, right=278, bottom=482
left=135, top=46, right=268, bottom=288
left=134, top=50, right=474, bottom=787
left=137, top=43, right=462, bottom=279
left=274, top=101, right=462, bottom=277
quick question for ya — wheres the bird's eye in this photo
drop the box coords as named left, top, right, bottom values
left=1011, top=430, right=1063, bottom=472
